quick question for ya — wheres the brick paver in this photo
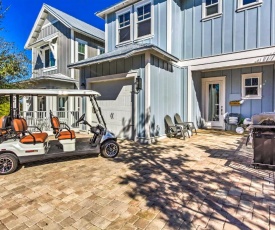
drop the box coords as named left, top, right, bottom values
left=0, top=130, right=274, bottom=229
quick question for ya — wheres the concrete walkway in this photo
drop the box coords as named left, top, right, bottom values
left=0, top=130, right=274, bottom=229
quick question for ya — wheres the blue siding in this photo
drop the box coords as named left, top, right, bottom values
left=106, top=0, right=168, bottom=53
left=181, top=0, right=275, bottom=60
left=171, top=0, right=183, bottom=58
left=150, top=55, right=186, bottom=137
left=192, top=64, right=275, bottom=124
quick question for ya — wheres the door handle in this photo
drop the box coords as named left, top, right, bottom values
left=221, top=106, right=223, bottom=115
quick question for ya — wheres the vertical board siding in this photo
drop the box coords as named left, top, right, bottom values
left=106, top=0, right=168, bottom=53
left=182, top=0, right=275, bottom=60
left=150, top=55, right=185, bottom=137
left=171, top=0, right=183, bottom=59
left=192, top=64, right=275, bottom=122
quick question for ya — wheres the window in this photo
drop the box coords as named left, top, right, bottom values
left=242, top=73, right=262, bottom=99
left=118, top=12, right=131, bottom=43
left=45, top=49, right=56, bottom=68
left=97, top=46, right=105, bottom=55
left=202, top=0, right=222, bottom=19
left=237, top=0, right=262, bottom=11
left=136, top=3, right=151, bottom=38
left=78, top=42, right=85, bottom=61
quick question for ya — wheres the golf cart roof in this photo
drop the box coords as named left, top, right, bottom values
left=0, top=89, right=101, bottom=97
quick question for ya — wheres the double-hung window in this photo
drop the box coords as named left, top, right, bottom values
left=45, top=49, right=56, bottom=68
left=118, top=12, right=131, bottom=43
left=237, top=0, right=262, bottom=11
left=76, top=39, right=87, bottom=61
left=202, top=0, right=222, bottom=19
left=136, top=3, right=151, bottom=38
left=242, top=73, right=262, bottom=99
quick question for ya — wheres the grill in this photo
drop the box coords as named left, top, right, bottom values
left=249, top=112, right=275, bottom=167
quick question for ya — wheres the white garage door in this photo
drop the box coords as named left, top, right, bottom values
left=90, top=78, right=134, bottom=139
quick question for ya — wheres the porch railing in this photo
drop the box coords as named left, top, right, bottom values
left=20, top=111, right=80, bottom=131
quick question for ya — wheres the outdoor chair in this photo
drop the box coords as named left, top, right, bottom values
left=164, top=115, right=190, bottom=140
left=174, top=113, right=197, bottom=135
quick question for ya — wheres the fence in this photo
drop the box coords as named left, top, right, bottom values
left=20, top=111, right=80, bottom=131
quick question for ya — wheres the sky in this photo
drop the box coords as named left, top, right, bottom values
left=1, top=0, right=120, bottom=58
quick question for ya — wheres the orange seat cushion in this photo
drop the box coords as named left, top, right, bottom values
left=20, top=133, right=48, bottom=144
left=58, top=130, right=76, bottom=140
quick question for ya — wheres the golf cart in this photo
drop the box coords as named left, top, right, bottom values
left=0, top=89, right=119, bottom=175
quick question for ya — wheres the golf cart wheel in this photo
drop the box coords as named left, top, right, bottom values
left=101, top=140, right=119, bottom=158
left=0, top=153, right=18, bottom=175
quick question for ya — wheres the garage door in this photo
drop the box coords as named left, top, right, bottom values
left=90, top=78, right=134, bottom=139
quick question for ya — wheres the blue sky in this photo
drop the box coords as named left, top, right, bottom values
left=1, top=0, right=119, bottom=58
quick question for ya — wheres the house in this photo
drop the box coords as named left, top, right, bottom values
left=69, top=0, right=275, bottom=143
left=23, top=4, right=104, bottom=128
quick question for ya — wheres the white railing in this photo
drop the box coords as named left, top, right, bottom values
left=20, top=111, right=80, bottom=131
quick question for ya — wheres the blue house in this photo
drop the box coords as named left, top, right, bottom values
left=69, top=0, right=275, bottom=143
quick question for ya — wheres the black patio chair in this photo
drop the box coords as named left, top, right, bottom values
left=174, top=113, right=197, bottom=135
left=164, top=115, right=190, bottom=140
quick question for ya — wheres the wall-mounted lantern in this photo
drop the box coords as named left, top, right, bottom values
left=135, top=76, right=142, bottom=94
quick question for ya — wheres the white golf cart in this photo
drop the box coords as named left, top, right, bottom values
left=0, top=89, right=119, bottom=175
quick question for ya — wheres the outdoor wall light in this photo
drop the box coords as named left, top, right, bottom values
left=135, top=76, right=142, bottom=94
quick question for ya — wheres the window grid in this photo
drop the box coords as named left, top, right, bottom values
left=242, top=73, right=262, bottom=99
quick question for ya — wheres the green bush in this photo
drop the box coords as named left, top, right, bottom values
left=0, top=102, right=10, bottom=116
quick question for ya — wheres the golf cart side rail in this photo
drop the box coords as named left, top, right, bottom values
left=0, top=89, right=101, bottom=97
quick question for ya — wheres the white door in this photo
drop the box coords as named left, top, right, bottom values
left=90, top=78, right=134, bottom=139
left=202, top=77, right=225, bottom=129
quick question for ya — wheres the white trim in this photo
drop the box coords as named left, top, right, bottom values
left=105, top=14, right=108, bottom=53
left=202, top=76, right=226, bottom=129
left=41, top=19, right=58, bottom=29
left=179, top=46, right=275, bottom=71
left=43, top=66, right=57, bottom=72
left=70, top=30, right=75, bottom=79
left=144, top=52, right=151, bottom=143
left=237, top=0, right=262, bottom=12
left=116, top=6, right=133, bottom=46
left=134, top=0, right=154, bottom=41
left=202, top=0, right=223, bottom=20
left=167, top=0, right=172, bottom=53
left=241, top=72, right=262, bottom=99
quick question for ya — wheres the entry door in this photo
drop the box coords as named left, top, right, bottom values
left=202, top=77, right=225, bottom=129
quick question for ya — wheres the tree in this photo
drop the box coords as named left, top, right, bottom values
left=0, top=1, right=31, bottom=116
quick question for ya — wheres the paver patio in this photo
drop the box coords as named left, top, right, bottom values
left=0, top=130, right=274, bottom=230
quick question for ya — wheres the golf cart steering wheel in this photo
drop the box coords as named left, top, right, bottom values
left=76, top=114, right=85, bottom=124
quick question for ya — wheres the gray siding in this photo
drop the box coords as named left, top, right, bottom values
left=33, top=21, right=71, bottom=78
left=191, top=64, right=275, bottom=125
left=150, top=55, right=187, bottom=137
left=106, top=0, right=168, bottom=52
left=181, top=0, right=275, bottom=60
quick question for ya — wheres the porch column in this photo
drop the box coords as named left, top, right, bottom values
left=144, top=52, right=151, bottom=144
left=52, top=96, right=57, bottom=113
left=22, top=97, right=27, bottom=117
left=46, top=96, right=50, bottom=117
left=33, top=96, right=38, bottom=124
left=68, top=96, right=74, bottom=127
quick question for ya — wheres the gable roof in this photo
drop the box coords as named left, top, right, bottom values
left=25, top=4, right=104, bottom=49
left=96, top=0, right=140, bottom=19
left=68, top=43, right=179, bottom=69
